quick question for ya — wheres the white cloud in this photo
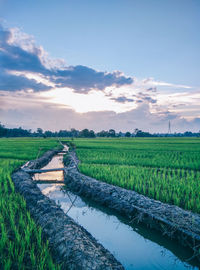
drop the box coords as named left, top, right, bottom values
left=142, top=78, right=192, bottom=89
left=1, top=96, right=200, bottom=133
left=1, top=23, right=200, bottom=132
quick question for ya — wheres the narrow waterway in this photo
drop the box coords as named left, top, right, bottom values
left=35, top=154, right=199, bottom=270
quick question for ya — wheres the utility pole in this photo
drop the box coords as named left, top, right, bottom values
left=168, top=120, right=172, bottom=134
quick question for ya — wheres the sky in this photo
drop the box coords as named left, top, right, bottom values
left=0, top=0, right=200, bottom=133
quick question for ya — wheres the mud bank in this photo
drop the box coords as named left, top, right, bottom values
left=64, top=151, right=200, bottom=259
left=12, top=149, right=124, bottom=270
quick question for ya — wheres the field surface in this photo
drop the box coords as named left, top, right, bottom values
left=68, top=138, right=200, bottom=214
left=0, top=138, right=60, bottom=270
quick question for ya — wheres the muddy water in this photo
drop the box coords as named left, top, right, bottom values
left=36, top=155, right=199, bottom=270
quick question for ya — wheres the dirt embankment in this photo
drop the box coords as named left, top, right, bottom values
left=12, top=149, right=124, bottom=270
left=64, top=151, right=200, bottom=259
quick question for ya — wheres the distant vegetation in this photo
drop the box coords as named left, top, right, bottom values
left=0, top=138, right=60, bottom=269
left=1, top=123, right=200, bottom=138
left=65, top=138, right=200, bottom=213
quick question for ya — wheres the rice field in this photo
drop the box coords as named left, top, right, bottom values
left=67, top=138, right=200, bottom=213
left=0, top=138, right=61, bottom=270
left=1, top=137, right=200, bottom=269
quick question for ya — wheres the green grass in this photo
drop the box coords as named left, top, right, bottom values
left=64, top=138, right=200, bottom=213
left=0, top=138, right=61, bottom=270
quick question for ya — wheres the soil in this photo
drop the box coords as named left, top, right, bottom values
left=12, top=149, right=124, bottom=270
left=64, top=151, right=200, bottom=260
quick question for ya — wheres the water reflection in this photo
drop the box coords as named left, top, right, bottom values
left=38, top=183, right=199, bottom=270
left=36, top=154, right=199, bottom=270
left=34, top=155, right=64, bottom=181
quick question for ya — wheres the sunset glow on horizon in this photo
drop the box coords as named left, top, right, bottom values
left=0, top=0, right=200, bottom=132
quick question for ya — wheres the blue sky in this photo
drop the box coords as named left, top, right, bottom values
left=0, top=0, right=200, bottom=132
left=1, top=0, right=200, bottom=85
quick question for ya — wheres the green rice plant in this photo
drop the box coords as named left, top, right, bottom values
left=62, top=137, right=200, bottom=213
left=0, top=138, right=61, bottom=269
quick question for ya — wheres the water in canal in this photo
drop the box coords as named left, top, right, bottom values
left=35, top=154, right=199, bottom=270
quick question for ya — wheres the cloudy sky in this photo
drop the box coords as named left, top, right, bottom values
left=0, top=0, right=200, bottom=133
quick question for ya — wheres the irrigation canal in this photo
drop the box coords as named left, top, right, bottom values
left=34, top=153, right=199, bottom=270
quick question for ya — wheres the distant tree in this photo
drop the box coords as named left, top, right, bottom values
left=71, top=128, right=79, bottom=138
left=0, top=123, right=7, bottom=137
left=80, top=129, right=89, bottom=137
left=125, top=131, right=131, bottom=137
left=134, top=129, right=142, bottom=137
left=134, top=129, right=153, bottom=137
left=44, top=130, right=53, bottom=137
left=80, top=129, right=96, bottom=138
left=37, top=128, right=43, bottom=137
left=97, top=130, right=108, bottom=137
left=134, top=128, right=139, bottom=135
left=5, top=126, right=31, bottom=137
left=89, top=130, right=96, bottom=138
left=117, top=131, right=123, bottom=137
left=183, top=131, right=193, bottom=137
left=58, top=130, right=69, bottom=137
left=108, top=129, right=116, bottom=137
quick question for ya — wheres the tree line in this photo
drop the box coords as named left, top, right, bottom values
left=0, top=123, right=199, bottom=138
